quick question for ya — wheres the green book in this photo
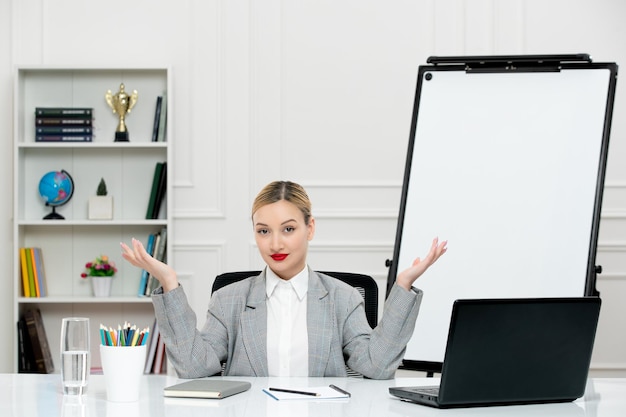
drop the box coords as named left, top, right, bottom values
left=151, top=162, right=167, bottom=219
left=146, top=162, right=164, bottom=219
left=25, top=248, right=36, bottom=297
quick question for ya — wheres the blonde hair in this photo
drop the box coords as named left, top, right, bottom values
left=252, top=181, right=312, bottom=225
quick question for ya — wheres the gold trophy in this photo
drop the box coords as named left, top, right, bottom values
left=105, top=83, right=138, bottom=142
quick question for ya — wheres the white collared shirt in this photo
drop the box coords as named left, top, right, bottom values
left=266, top=266, right=309, bottom=376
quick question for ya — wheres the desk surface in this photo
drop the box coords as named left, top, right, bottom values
left=1, top=374, right=625, bottom=417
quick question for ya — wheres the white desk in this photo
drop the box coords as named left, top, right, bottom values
left=1, top=374, right=625, bottom=417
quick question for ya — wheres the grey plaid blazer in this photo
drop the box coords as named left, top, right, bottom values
left=151, top=267, right=422, bottom=380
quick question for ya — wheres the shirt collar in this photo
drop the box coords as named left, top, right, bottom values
left=266, top=265, right=309, bottom=301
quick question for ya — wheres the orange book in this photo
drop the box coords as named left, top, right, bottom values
left=19, top=248, right=31, bottom=297
left=29, top=248, right=41, bottom=297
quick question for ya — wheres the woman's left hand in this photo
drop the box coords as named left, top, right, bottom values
left=396, top=237, right=447, bottom=291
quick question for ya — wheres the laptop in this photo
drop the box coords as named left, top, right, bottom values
left=389, top=297, right=601, bottom=408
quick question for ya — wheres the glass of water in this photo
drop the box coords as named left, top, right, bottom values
left=60, top=317, right=90, bottom=395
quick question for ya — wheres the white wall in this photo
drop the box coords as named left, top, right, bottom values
left=1, top=0, right=625, bottom=375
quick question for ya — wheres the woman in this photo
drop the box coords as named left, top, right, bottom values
left=121, top=180, right=446, bottom=379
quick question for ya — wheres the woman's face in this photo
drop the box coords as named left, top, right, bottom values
left=253, top=199, right=315, bottom=280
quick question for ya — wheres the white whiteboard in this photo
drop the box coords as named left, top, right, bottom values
left=387, top=59, right=616, bottom=368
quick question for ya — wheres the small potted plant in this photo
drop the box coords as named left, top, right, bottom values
left=88, top=177, right=113, bottom=220
left=81, top=255, right=117, bottom=297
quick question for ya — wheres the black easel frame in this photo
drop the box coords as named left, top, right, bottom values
left=386, top=54, right=618, bottom=374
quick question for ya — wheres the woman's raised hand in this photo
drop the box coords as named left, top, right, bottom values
left=395, top=237, right=447, bottom=291
left=120, top=238, right=179, bottom=293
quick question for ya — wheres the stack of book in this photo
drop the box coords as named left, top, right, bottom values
left=144, top=318, right=167, bottom=374
left=137, top=227, right=167, bottom=297
left=35, top=107, right=94, bottom=142
left=19, top=247, right=48, bottom=298
left=18, top=308, right=54, bottom=374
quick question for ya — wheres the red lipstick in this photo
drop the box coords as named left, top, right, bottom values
left=271, top=253, right=288, bottom=261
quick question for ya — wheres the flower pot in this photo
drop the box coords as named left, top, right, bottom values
left=89, top=196, right=113, bottom=220
left=91, top=276, right=113, bottom=297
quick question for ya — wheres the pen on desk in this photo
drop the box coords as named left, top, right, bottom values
left=329, top=384, right=351, bottom=397
left=269, top=387, right=320, bottom=397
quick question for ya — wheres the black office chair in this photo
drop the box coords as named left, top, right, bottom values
left=211, top=269, right=379, bottom=377
left=212, top=270, right=378, bottom=328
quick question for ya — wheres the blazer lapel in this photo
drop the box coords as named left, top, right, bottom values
left=307, top=269, right=333, bottom=376
left=240, top=272, right=269, bottom=376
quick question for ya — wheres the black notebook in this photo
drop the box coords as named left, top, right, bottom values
left=390, top=297, right=601, bottom=408
left=164, top=379, right=251, bottom=399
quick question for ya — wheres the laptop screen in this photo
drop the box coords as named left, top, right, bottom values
left=437, top=297, right=601, bottom=407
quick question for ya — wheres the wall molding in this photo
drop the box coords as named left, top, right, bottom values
left=597, top=242, right=626, bottom=252
left=173, top=209, right=226, bottom=219
left=601, top=211, right=626, bottom=219
left=591, top=362, right=626, bottom=371
left=313, top=209, right=398, bottom=220
left=596, top=272, right=626, bottom=281
left=300, top=181, right=401, bottom=189
left=173, top=241, right=225, bottom=285
left=174, top=241, right=226, bottom=251
left=308, top=241, right=393, bottom=252
left=604, top=182, right=626, bottom=188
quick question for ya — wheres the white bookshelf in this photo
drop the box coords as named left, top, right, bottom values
left=12, top=66, right=172, bottom=373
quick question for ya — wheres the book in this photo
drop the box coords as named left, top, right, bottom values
left=24, top=248, right=36, bottom=297
left=164, top=380, right=252, bottom=399
left=35, top=107, right=93, bottom=118
left=17, top=318, right=36, bottom=373
left=144, top=228, right=167, bottom=295
left=144, top=319, right=159, bottom=374
left=146, top=162, right=165, bottom=219
left=159, top=347, right=168, bottom=374
left=151, top=96, right=163, bottom=142
left=144, top=275, right=160, bottom=296
left=36, top=135, right=93, bottom=142
left=137, top=233, right=156, bottom=296
left=19, top=248, right=30, bottom=297
left=24, top=308, right=55, bottom=373
left=144, top=232, right=161, bottom=296
left=36, top=126, right=94, bottom=135
left=35, top=117, right=93, bottom=126
left=28, top=248, right=41, bottom=297
left=152, top=162, right=167, bottom=219
left=152, top=333, right=166, bottom=374
left=32, top=248, right=48, bottom=297
left=157, top=91, right=167, bottom=142
left=153, top=226, right=167, bottom=262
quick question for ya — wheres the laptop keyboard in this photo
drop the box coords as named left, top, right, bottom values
left=409, top=386, right=439, bottom=395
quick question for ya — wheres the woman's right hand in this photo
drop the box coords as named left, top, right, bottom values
left=120, top=238, right=178, bottom=293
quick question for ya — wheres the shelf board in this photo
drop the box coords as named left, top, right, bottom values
left=18, top=142, right=167, bottom=149
left=18, top=65, right=169, bottom=71
left=17, top=296, right=153, bottom=304
left=17, top=219, right=167, bottom=226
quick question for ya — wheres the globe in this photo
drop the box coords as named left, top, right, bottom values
left=38, top=170, right=74, bottom=220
